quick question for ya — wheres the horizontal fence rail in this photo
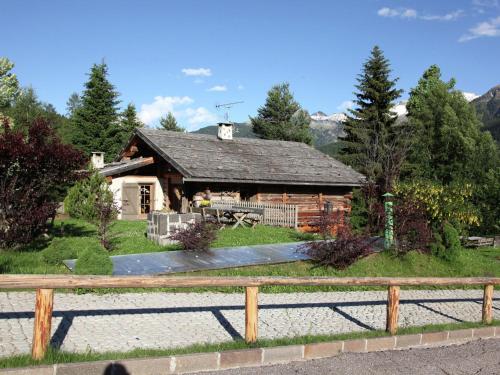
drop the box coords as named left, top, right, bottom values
left=0, top=275, right=498, bottom=360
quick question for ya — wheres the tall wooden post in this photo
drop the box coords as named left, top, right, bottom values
left=482, top=284, right=493, bottom=324
left=386, top=285, right=400, bottom=335
left=245, top=286, right=258, bottom=343
left=32, top=288, right=54, bottom=360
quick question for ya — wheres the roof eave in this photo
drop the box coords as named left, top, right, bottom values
left=183, top=177, right=363, bottom=187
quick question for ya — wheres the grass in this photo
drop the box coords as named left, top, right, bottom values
left=0, top=320, right=498, bottom=369
left=0, top=218, right=498, bottom=293
left=0, top=218, right=309, bottom=275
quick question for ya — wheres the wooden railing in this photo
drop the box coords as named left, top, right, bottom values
left=211, top=201, right=299, bottom=228
left=0, top=275, right=498, bottom=360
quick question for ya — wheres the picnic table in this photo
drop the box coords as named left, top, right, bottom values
left=191, top=206, right=265, bottom=229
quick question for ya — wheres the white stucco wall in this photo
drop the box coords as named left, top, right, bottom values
left=108, top=176, right=164, bottom=219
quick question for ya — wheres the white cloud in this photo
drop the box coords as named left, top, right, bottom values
left=337, top=100, right=355, bottom=111
left=237, top=84, right=245, bottom=90
left=181, top=68, right=212, bottom=77
left=378, top=7, right=400, bottom=17
left=181, top=107, right=218, bottom=128
left=207, top=85, right=227, bottom=92
left=421, top=10, right=464, bottom=21
left=401, top=9, right=418, bottom=19
left=377, top=7, right=462, bottom=21
left=459, top=16, right=500, bottom=42
left=138, top=96, right=194, bottom=125
left=462, top=91, right=479, bottom=101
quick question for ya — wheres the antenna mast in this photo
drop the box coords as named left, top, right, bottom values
left=215, top=101, right=244, bottom=122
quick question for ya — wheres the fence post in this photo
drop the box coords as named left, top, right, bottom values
left=386, top=285, right=400, bottom=335
left=245, top=286, right=258, bottom=343
left=32, top=288, right=54, bottom=360
left=482, top=284, right=493, bottom=324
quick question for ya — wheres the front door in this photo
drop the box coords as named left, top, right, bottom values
left=122, top=184, right=139, bottom=219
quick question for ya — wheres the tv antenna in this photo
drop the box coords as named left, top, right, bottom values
left=215, top=101, right=244, bottom=122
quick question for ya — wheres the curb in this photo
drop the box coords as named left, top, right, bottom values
left=0, top=326, right=496, bottom=375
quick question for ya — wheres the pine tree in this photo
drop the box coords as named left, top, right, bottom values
left=71, top=62, right=121, bottom=162
left=159, top=111, right=184, bottom=132
left=250, top=82, right=312, bottom=144
left=339, top=46, right=403, bottom=190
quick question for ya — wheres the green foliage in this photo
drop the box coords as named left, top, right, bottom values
left=339, top=46, right=405, bottom=191
left=65, top=169, right=115, bottom=222
left=71, top=62, right=122, bottom=161
left=159, top=111, right=184, bottom=132
left=394, top=180, right=480, bottom=231
left=405, top=65, right=498, bottom=184
left=65, top=92, right=82, bottom=117
left=0, top=57, right=20, bottom=108
left=431, top=223, right=461, bottom=262
left=250, top=82, right=312, bottom=144
left=348, top=188, right=368, bottom=233
left=120, top=103, right=143, bottom=140
left=74, top=244, right=113, bottom=275
left=41, top=238, right=79, bottom=265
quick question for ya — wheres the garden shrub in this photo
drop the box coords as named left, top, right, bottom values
left=0, top=118, right=84, bottom=248
left=169, top=221, right=219, bottom=251
left=41, top=237, right=101, bottom=265
left=394, top=180, right=479, bottom=231
left=301, top=225, right=375, bottom=269
left=431, top=223, right=461, bottom=261
left=74, top=244, right=113, bottom=275
left=65, top=169, right=115, bottom=222
left=41, top=238, right=78, bottom=265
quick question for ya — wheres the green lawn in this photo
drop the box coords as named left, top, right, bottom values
left=0, top=218, right=309, bottom=275
left=0, top=219, right=498, bottom=294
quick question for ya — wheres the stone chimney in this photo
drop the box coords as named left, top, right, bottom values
left=217, top=122, right=233, bottom=140
left=91, top=152, right=105, bottom=169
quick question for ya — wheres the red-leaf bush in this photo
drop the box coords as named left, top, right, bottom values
left=301, top=210, right=375, bottom=269
left=0, top=118, right=85, bottom=248
left=301, top=225, right=374, bottom=269
left=169, top=221, right=219, bottom=251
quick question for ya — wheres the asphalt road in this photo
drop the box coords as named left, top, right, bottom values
left=198, top=338, right=500, bottom=375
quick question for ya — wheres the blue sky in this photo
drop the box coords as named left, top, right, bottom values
left=2, top=0, right=500, bottom=130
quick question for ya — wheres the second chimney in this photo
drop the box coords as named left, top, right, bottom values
left=91, top=152, right=105, bottom=169
left=217, top=122, right=233, bottom=140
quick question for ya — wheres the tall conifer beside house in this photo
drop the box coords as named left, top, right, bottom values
left=250, top=82, right=312, bottom=145
left=339, top=46, right=403, bottom=191
left=120, top=103, right=144, bottom=143
left=72, top=62, right=121, bottom=162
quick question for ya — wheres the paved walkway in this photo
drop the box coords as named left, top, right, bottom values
left=0, top=289, right=498, bottom=357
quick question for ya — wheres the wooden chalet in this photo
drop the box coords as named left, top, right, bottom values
left=97, top=123, right=364, bottom=228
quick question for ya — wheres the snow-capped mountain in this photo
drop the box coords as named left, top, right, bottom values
left=310, top=111, right=347, bottom=122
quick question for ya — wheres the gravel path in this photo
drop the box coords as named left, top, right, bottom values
left=0, top=289, right=498, bottom=357
left=198, top=338, right=500, bottom=375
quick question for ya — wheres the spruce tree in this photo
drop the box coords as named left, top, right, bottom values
left=72, top=62, right=121, bottom=161
left=120, top=103, right=144, bottom=143
left=159, top=111, right=184, bottom=132
left=250, top=82, right=312, bottom=144
left=339, top=46, right=403, bottom=190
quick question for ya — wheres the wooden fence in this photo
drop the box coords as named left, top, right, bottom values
left=0, top=275, right=498, bottom=360
left=211, top=201, right=298, bottom=228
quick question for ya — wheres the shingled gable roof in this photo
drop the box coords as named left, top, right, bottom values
left=133, top=128, right=364, bottom=186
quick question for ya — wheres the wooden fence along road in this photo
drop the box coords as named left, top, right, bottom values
left=0, top=275, right=498, bottom=360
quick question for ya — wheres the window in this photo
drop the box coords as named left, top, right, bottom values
left=140, top=184, right=152, bottom=214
